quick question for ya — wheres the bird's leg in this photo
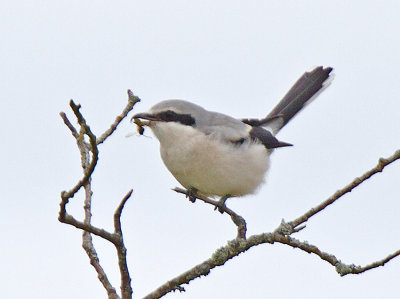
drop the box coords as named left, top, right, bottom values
left=214, top=194, right=231, bottom=214
left=185, top=187, right=198, bottom=203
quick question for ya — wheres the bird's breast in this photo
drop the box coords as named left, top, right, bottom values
left=153, top=123, right=271, bottom=197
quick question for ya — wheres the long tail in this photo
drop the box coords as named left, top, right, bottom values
left=242, top=66, right=333, bottom=134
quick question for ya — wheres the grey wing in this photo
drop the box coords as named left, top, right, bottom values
left=196, top=111, right=291, bottom=149
left=195, top=111, right=252, bottom=142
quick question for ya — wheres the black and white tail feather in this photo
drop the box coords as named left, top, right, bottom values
left=242, top=66, right=333, bottom=135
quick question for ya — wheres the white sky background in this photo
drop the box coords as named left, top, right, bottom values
left=1, top=1, right=399, bottom=298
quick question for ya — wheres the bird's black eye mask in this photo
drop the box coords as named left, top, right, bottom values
left=156, top=110, right=196, bottom=126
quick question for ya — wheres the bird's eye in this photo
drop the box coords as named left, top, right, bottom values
left=164, top=110, right=176, bottom=120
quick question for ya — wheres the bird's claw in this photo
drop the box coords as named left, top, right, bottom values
left=185, top=187, right=198, bottom=203
left=214, top=195, right=230, bottom=214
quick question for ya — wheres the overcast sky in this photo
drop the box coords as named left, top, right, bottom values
left=1, top=1, right=400, bottom=298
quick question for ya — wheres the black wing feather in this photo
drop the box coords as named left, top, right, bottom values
left=249, top=127, right=292, bottom=149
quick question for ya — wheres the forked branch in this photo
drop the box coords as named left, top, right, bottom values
left=59, top=90, right=140, bottom=299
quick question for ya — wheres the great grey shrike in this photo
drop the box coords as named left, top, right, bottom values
left=133, top=66, right=333, bottom=207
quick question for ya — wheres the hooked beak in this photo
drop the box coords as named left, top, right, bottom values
left=131, top=113, right=157, bottom=135
left=131, top=112, right=160, bottom=122
left=131, top=113, right=163, bottom=127
left=131, top=113, right=162, bottom=131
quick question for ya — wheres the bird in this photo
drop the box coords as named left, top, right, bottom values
left=133, top=66, right=333, bottom=210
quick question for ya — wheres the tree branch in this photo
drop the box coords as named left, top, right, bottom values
left=59, top=112, right=79, bottom=139
left=337, top=249, right=400, bottom=276
left=59, top=92, right=140, bottom=299
left=60, top=212, right=117, bottom=243
left=145, top=148, right=400, bottom=298
left=114, top=190, right=134, bottom=299
left=82, top=175, right=119, bottom=298
left=173, top=187, right=247, bottom=239
left=97, top=90, right=141, bottom=145
left=58, top=100, right=99, bottom=205
left=144, top=222, right=400, bottom=298
left=289, top=149, right=400, bottom=231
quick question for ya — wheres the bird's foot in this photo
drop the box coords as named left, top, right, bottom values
left=185, top=187, right=198, bottom=203
left=214, top=195, right=231, bottom=214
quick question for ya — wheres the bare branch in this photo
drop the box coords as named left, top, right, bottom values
left=58, top=101, right=99, bottom=205
left=59, top=112, right=79, bottom=139
left=337, top=249, right=400, bottom=276
left=290, top=149, right=400, bottom=230
left=144, top=228, right=400, bottom=298
left=173, top=187, right=247, bottom=239
left=59, top=189, right=133, bottom=298
left=114, top=189, right=133, bottom=234
left=59, top=95, right=140, bottom=298
left=83, top=230, right=120, bottom=299
left=142, top=237, right=254, bottom=299
left=59, top=213, right=117, bottom=243
left=82, top=178, right=119, bottom=298
left=97, top=90, right=141, bottom=145
left=114, top=190, right=134, bottom=299
left=150, top=149, right=400, bottom=297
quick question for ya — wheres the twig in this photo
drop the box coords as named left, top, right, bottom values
left=59, top=93, right=140, bottom=299
left=114, top=189, right=133, bottom=234
left=82, top=172, right=119, bottom=298
left=289, top=149, right=400, bottom=231
left=59, top=189, right=133, bottom=297
left=82, top=229, right=119, bottom=299
left=114, top=190, right=134, bottom=299
left=59, top=213, right=117, bottom=243
left=59, top=112, right=79, bottom=138
left=337, top=249, right=400, bottom=276
left=97, top=90, right=141, bottom=145
left=59, top=101, right=99, bottom=204
left=144, top=225, right=400, bottom=298
left=173, top=187, right=247, bottom=239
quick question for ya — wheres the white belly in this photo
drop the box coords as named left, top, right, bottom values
left=151, top=122, right=270, bottom=197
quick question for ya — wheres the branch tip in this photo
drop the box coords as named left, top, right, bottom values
left=97, top=91, right=141, bottom=145
left=291, top=148, right=400, bottom=229
left=127, top=89, right=141, bottom=104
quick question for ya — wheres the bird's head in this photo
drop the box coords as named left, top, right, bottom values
left=131, top=99, right=205, bottom=133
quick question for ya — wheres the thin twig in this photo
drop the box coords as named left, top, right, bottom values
left=290, top=149, right=400, bottom=230
left=82, top=229, right=119, bottom=299
left=60, top=213, right=117, bottom=243
left=114, top=190, right=134, bottom=299
left=97, top=90, right=141, bottom=145
left=144, top=227, right=400, bottom=298
left=82, top=172, right=119, bottom=298
left=173, top=187, right=247, bottom=239
left=59, top=101, right=99, bottom=203
left=114, top=189, right=133, bottom=234
left=337, top=249, right=400, bottom=276
left=59, top=94, right=140, bottom=299
left=59, top=112, right=79, bottom=138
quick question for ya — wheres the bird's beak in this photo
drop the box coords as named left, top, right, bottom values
left=131, top=112, right=159, bottom=122
left=131, top=113, right=160, bottom=130
left=131, top=112, right=161, bottom=125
